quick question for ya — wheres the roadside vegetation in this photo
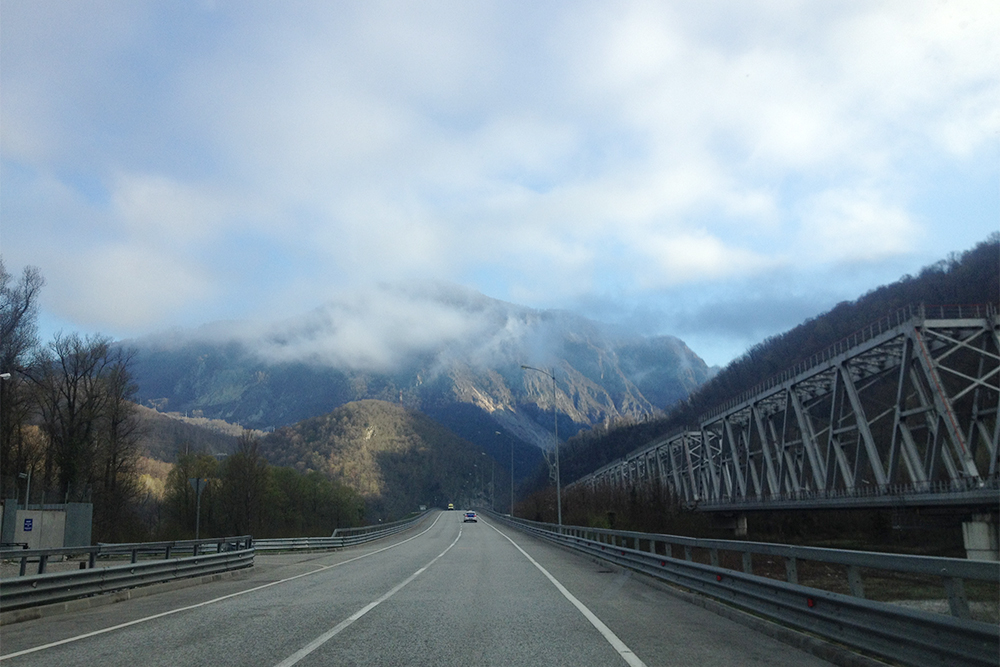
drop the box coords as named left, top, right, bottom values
left=0, top=259, right=365, bottom=542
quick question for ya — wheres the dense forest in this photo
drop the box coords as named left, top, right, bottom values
left=524, top=234, right=1000, bottom=494
left=261, top=399, right=507, bottom=520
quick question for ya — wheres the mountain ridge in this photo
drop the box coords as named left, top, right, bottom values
left=126, top=285, right=715, bottom=478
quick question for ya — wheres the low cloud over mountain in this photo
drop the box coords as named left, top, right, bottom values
left=129, top=284, right=714, bottom=475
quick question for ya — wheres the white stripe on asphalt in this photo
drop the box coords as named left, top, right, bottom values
left=486, top=519, right=648, bottom=667
left=0, top=513, right=444, bottom=662
left=273, top=526, right=463, bottom=666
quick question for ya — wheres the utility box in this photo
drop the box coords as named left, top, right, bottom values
left=14, top=510, right=66, bottom=550
left=0, top=502, right=92, bottom=548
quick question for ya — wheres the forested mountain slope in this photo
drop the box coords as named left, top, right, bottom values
left=259, top=399, right=504, bottom=519
left=535, top=234, right=999, bottom=491
left=128, top=288, right=714, bottom=482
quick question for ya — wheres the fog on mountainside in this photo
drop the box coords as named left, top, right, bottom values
left=127, top=285, right=714, bottom=478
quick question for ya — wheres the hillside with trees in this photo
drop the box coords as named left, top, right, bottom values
left=260, top=399, right=506, bottom=519
left=526, top=234, right=1000, bottom=493
left=125, top=289, right=715, bottom=483
left=1, top=260, right=366, bottom=542
left=156, top=433, right=365, bottom=540
left=134, top=405, right=248, bottom=461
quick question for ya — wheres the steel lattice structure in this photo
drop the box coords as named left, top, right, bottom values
left=578, top=305, right=1000, bottom=510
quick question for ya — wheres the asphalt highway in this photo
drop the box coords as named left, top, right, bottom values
left=0, top=512, right=837, bottom=666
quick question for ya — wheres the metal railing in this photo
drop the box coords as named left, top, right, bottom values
left=0, top=536, right=252, bottom=577
left=253, top=512, right=426, bottom=552
left=0, top=536, right=253, bottom=612
left=487, top=512, right=999, bottom=667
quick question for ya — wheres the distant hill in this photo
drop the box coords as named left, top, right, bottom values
left=259, top=399, right=502, bottom=519
left=135, top=404, right=244, bottom=461
left=126, top=287, right=714, bottom=481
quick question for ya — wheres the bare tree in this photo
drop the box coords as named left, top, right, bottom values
left=92, top=347, right=144, bottom=540
left=26, top=333, right=115, bottom=502
left=220, top=431, right=271, bottom=535
left=0, top=260, right=45, bottom=499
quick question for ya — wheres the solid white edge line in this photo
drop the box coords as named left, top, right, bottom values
left=485, top=519, right=648, bottom=667
left=273, top=525, right=463, bottom=667
left=0, top=513, right=444, bottom=662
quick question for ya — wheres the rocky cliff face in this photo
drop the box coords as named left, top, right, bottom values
left=127, top=286, right=714, bottom=478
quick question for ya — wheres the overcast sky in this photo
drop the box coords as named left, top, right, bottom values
left=2, top=1, right=997, bottom=367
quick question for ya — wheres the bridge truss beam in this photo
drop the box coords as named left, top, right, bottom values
left=580, top=306, right=1000, bottom=511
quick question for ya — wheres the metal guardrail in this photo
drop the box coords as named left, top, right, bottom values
left=0, top=536, right=254, bottom=612
left=253, top=512, right=426, bottom=552
left=0, top=550, right=254, bottom=612
left=487, top=512, right=1000, bottom=667
left=0, top=536, right=252, bottom=577
left=0, top=513, right=426, bottom=611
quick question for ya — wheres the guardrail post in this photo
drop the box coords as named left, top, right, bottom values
left=847, top=565, right=865, bottom=598
left=664, top=543, right=672, bottom=559
left=742, top=551, right=753, bottom=574
left=683, top=545, right=692, bottom=561
left=38, top=554, right=48, bottom=574
left=131, top=548, right=139, bottom=564
left=88, top=551, right=97, bottom=569
left=784, top=556, right=798, bottom=584
left=19, top=556, right=27, bottom=576
left=710, top=549, right=719, bottom=568
left=944, top=577, right=971, bottom=618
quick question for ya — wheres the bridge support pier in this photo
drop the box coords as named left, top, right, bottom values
left=712, top=512, right=748, bottom=537
left=962, top=514, right=999, bottom=561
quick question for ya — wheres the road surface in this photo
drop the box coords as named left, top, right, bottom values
left=0, top=511, right=837, bottom=666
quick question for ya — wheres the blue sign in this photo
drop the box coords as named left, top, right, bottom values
left=23, top=518, right=33, bottom=532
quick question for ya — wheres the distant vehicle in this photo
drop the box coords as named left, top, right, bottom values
left=463, top=511, right=477, bottom=523
left=447, top=503, right=455, bottom=510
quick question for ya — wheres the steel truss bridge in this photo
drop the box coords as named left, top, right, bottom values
left=576, top=305, right=1000, bottom=511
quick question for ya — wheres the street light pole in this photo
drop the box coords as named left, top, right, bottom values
left=18, top=470, right=31, bottom=511
left=521, top=365, right=561, bottom=527
left=510, top=436, right=514, bottom=516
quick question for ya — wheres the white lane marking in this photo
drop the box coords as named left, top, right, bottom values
left=273, top=525, right=463, bottom=667
left=0, top=513, right=444, bottom=662
left=485, top=519, right=648, bottom=667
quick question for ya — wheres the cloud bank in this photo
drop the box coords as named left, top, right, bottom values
left=2, top=1, right=997, bottom=365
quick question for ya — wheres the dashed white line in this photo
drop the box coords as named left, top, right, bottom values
left=0, top=513, right=444, bottom=662
left=273, top=526, right=463, bottom=666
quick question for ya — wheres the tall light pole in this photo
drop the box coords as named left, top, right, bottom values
left=508, top=435, right=514, bottom=516
left=498, top=431, right=513, bottom=515
left=521, top=365, right=561, bottom=527
left=18, top=471, right=31, bottom=511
